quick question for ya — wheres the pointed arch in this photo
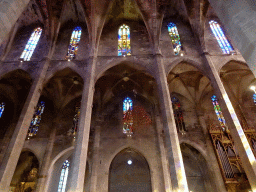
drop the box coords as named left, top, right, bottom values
left=66, top=26, right=82, bottom=60
left=209, top=20, right=234, bottom=54
left=167, top=22, right=182, bottom=55
left=118, top=24, right=131, bottom=56
left=20, top=27, right=42, bottom=61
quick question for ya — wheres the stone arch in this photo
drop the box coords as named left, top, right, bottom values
left=108, top=147, right=152, bottom=192
left=180, top=140, right=208, bottom=160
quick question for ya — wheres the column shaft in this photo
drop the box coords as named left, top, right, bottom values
left=0, top=58, right=51, bottom=191
left=67, top=57, right=96, bottom=192
left=154, top=54, right=188, bottom=192
left=204, top=54, right=256, bottom=189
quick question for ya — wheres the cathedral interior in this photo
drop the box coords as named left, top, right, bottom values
left=0, top=0, right=256, bottom=192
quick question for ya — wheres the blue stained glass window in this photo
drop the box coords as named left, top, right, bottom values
left=66, top=26, right=82, bottom=60
left=27, top=101, right=45, bottom=139
left=209, top=20, right=234, bottom=54
left=253, top=93, right=256, bottom=104
left=20, top=27, right=42, bottom=61
left=211, top=95, right=226, bottom=131
left=58, top=160, right=70, bottom=192
left=0, top=102, right=5, bottom=118
left=118, top=24, right=131, bottom=56
left=123, top=97, right=133, bottom=136
left=168, top=23, right=182, bottom=55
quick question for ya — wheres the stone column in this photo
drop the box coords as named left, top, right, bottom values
left=67, top=57, right=97, bottom=192
left=208, top=0, right=256, bottom=76
left=36, top=125, right=57, bottom=192
left=155, top=115, right=172, bottom=192
left=0, top=58, right=51, bottom=191
left=89, top=119, right=101, bottom=192
left=204, top=53, right=256, bottom=189
left=198, top=115, right=227, bottom=192
left=154, top=54, right=188, bottom=192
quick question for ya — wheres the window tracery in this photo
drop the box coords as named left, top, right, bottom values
left=118, top=24, right=131, bottom=56
left=27, top=101, right=45, bottom=139
left=168, top=22, right=182, bottom=55
left=211, top=95, right=226, bottom=131
left=58, top=160, right=70, bottom=192
left=20, top=27, right=42, bottom=61
left=171, top=97, right=186, bottom=133
left=209, top=20, right=234, bottom=54
left=0, top=102, right=5, bottom=118
left=66, top=26, right=82, bottom=60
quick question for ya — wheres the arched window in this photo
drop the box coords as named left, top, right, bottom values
left=27, top=101, right=45, bottom=139
left=209, top=20, right=234, bottom=54
left=20, top=27, right=42, bottom=61
left=171, top=97, right=186, bottom=133
left=211, top=95, right=226, bottom=131
left=168, top=23, right=182, bottom=55
left=0, top=102, right=5, bottom=118
left=118, top=24, right=131, bottom=56
left=58, top=160, right=70, bottom=192
left=66, top=26, right=82, bottom=60
left=123, top=97, right=133, bottom=136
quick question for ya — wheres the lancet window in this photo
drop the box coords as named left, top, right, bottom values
left=0, top=102, right=5, bottom=118
left=171, top=97, right=186, bottom=133
left=118, top=24, right=131, bottom=56
left=253, top=93, right=256, bottom=105
left=168, top=22, right=182, bottom=55
left=209, top=20, right=234, bottom=54
left=72, top=105, right=80, bottom=135
left=27, top=101, right=45, bottom=139
left=211, top=95, right=226, bottom=131
left=66, top=26, right=82, bottom=60
left=123, top=97, right=133, bottom=136
left=58, top=160, right=70, bottom=192
left=20, top=27, right=42, bottom=61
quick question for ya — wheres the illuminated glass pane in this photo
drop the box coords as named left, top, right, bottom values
left=58, top=160, right=70, bottom=192
left=171, top=97, right=186, bottom=133
left=20, top=27, right=42, bottom=61
left=0, top=102, right=5, bottom=118
left=209, top=20, right=234, bottom=54
left=168, top=23, right=182, bottom=55
left=66, top=26, right=82, bottom=60
left=211, top=95, right=226, bottom=130
left=123, top=97, right=133, bottom=136
left=253, top=93, right=256, bottom=104
left=118, top=24, right=131, bottom=56
left=27, top=101, right=45, bottom=139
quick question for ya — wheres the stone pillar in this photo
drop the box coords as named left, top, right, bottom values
left=67, top=57, right=96, bottom=192
left=204, top=53, right=256, bottom=190
left=89, top=119, right=101, bottom=192
left=208, top=0, right=256, bottom=76
left=0, top=58, right=51, bottom=191
left=155, top=115, right=172, bottom=192
left=198, top=115, right=227, bottom=192
left=154, top=54, right=188, bottom=192
left=36, top=125, right=57, bottom=192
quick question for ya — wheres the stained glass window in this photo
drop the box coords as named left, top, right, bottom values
left=118, top=24, right=131, bottom=56
left=168, top=23, right=182, bottom=55
left=66, top=26, right=82, bottom=60
left=253, top=93, right=256, bottom=104
left=27, top=101, right=45, bottom=139
left=58, top=160, right=70, bottom=192
left=20, top=27, right=42, bottom=61
left=171, top=97, right=186, bottom=133
left=72, top=105, right=80, bottom=135
left=123, top=97, right=133, bottom=136
left=209, top=20, right=234, bottom=54
left=211, top=95, right=227, bottom=131
left=0, top=102, right=5, bottom=118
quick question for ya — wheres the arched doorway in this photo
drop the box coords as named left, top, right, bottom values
left=109, top=148, right=152, bottom=192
